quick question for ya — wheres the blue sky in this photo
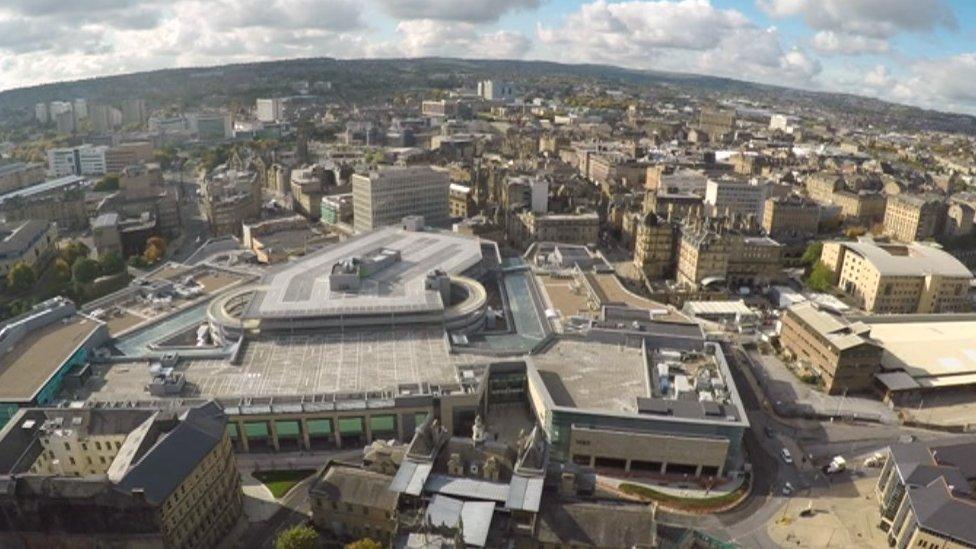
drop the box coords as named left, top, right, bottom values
left=2, top=0, right=976, bottom=114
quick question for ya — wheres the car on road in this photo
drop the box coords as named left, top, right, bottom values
left=781, top=482, right=794, bottom=496
left=781, top=448, right=793, bottom=464
left=764, top=426, right=775, bottom=438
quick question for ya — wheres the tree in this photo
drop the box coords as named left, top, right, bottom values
left=71, top=258, right=101, bottom=284
left=60, top=240, right=91, bottom=266
left=7, top=262, right=35, bottom=293
left=53, top=258, right=72, bottom=283
left=143, top=236, right=167, bottom=264
left=128, top=255, right=150, bottom=269
left=799, top=241, right=822, bottom=267
left=98, top=252, right=125, bottom=275
left=93, top=174, right=120, bottom=192
left=806, top=262, right=834, bottom=292
left=146, top=236, right=167, bottom=255
left=274, top=524, right=319, bottom=549
left=345, top=540, right=381, bottom=549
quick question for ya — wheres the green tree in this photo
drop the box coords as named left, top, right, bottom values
left=274, top=524, right=319, bottom=549
left=7, top=262, right=36, bottom=293
left=98, top=252, right=125, bottom=275
left=93, top=174, right=120, bottom=192
left=806, top=262, right=834, bottom=292
left=800, top=241, right=822, bottom=267
left=128, top=255, right=150, bottom=269
left=71, top=258, right=101, bottom=284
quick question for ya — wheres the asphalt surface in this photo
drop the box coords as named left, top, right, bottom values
left=652, top=341, right=958, bottom=546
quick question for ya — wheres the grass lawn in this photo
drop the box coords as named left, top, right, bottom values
left=618, top=476, right=749, bottom=512
left=252, top=469, right=316, bottom=498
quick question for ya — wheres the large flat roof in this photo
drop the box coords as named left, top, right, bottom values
left=79, top=325, right=482, bottom=402
left=533, top=339, right=648, bottom=414
left=245, top=227, right=483, bottom=319
left=0, top=175, right=87, bottom=205
left=863, top=316, right=976, bottom=387
left=0, top=317, right=102, bottom=402
left=840, top=240, right=972, bottom=278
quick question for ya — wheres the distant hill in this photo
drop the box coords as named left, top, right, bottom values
left=2, top=56, right=975, bottom=135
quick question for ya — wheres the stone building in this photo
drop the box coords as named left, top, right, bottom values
left=0, top=401, right=243, bottom=549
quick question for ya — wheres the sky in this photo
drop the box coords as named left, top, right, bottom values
left=2, top=0, right=976, bottom=115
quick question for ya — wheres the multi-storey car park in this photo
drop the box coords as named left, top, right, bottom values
left=6, top=223, right=751, bottom=483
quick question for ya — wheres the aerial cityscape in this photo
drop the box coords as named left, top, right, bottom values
left=1, top=1, right=976, bottom=548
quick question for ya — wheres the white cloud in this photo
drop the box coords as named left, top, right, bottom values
left=0, top=0, right=374, bottom=90
left=372, top=0, right=540, bottom=23
left=759, top=0, right=955, bottom=55
left=811, top=31, right=888, bottom=55
left=827, top=57, right=976, bottom=115
left=394, top=20, right=531, bottom=59
left=537, top=0, right=819, bottom=87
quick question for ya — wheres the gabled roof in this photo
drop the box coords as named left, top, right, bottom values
left=113, top=401, right=226, bottom=505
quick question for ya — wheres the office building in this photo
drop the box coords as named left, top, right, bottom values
left=477, top=80, right=515, bottom=102
left=191, top=112, right=232, bottom=140
left=104, top=141, right=154, bottom=174
left=883, top=194, right=946, bottom=243
left=0, top=400, right=243, bottom=548
left=321, top=193, right=353, bottom=225
left=0, top=220, right=57, bottom=279
left=352, top=166, right=450, bottom=232
left=704, top=179, right=766, bottom=221
left=779, top=302, right=883, bottom=394
left=762, top=196, right=820, bottom=240
left=290, top=165, right=326, bottom=221
left=875, top=437, right=976, bottom=548
left=47, top=145, right=108, bottom=177
left=820, top=238, right=973, bottom=314
left=255, top=98, right=283, bottom=122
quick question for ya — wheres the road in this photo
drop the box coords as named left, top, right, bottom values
left=167, top=173, right=210, bottom=264
left=657, top=340, right=958, bottom=546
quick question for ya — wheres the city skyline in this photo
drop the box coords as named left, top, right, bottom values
left=2, top=0, right=976, bottom=115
